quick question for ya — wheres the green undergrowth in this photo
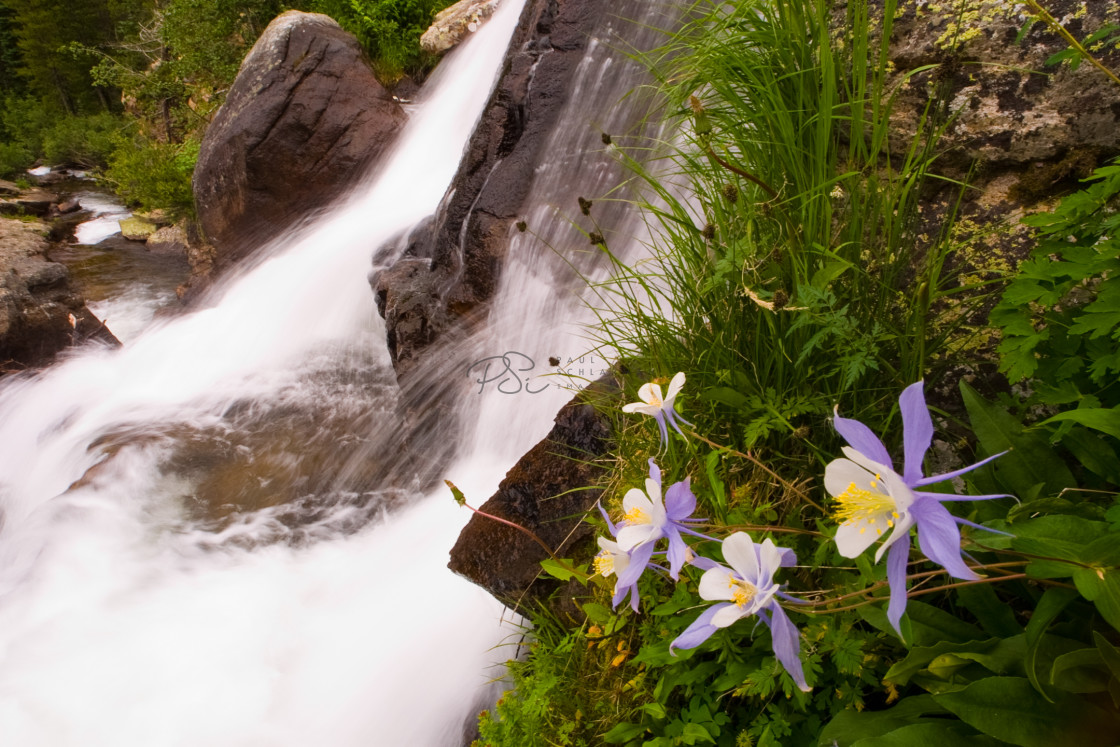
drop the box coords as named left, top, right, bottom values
left=473, top=0, right=1120, bottom=745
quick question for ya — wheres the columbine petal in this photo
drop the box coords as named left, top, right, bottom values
left=647, top=458, right=662, bottom=487
left=664, top=478, right=696, bottom=520
left=835, top=520, right=881, bottom=558
left=823, top=457, right=875, bottom=500
left=872, top=510, right=915, bottom=564
left=910, top=451, right=1008, bottom=487
left=885, top=531, right=911, bottom=636
left=833, top=405, right=893, bottom=467
left=666, top=532, right=689, bottom=580
left=722, top=533, right=761, bottom=583
left=711, top=603, right=747, bottom=628
left=622, top=402, right=662, bottom=416
left=698, top=566, right=736, bottom=602
left=761, top=605, right=810, bottom=692
left=899, top=380, right=933, bottom=485
left=638, top=382, right=663, bottom=405
left=664, top=372, right=686, bottom=400
left=614, top=540, right=656, bottom=589
left=617, top=523, right=658, bottom=551
left=910, top=499, right=980, bottom=581
left=670, top=604, right=726, bottom=653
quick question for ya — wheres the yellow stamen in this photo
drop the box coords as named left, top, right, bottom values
left=728, top=577, right=757, bottom=608
left=624, top=506, right=649, bottom=524
left=833, top=481, right=896, bottom=526
left=593, top=552, right=614, bottom=576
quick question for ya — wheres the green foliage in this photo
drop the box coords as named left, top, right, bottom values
left=588, top=0, right=989, bottom=481
left=309, top=0, right=453, bottom=80
left=480, top=2, right=1120, bottom=745
left=103, top=136, right=199, bottom=213
left=992, top=160, right=1120, bottom=389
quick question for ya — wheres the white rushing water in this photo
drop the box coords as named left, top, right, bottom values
left=0, top=1, right=675, bottom=743
left=73, top=192, right=131, bottom=246
left=0, top=5, right=529, bottom=744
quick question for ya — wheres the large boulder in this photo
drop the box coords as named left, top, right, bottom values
left=448, top=375, right=618, bottom=607
left=0, top=218, right=117, bottom=373
left=193, top=11, right=407, bottom=274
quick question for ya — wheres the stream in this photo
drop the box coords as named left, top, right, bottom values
left=0, top=1, right=673, bottom=744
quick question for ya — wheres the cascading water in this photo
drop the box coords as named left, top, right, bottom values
left=0, top=1, right=674, bottom=744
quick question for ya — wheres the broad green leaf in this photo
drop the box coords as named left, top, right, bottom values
left=934, top=676, right=1120, bottom=746
left=1025, top=588, right=1079, bottom=698
left=1039, top=407, right=1120, bottom=441
left=852, top=722, right=1004, bottom=746
left=679, top=722, right=716, bottom=744
left=602, top=721, right=647, bottom=744
left=907, top=600, right=985, bottom=647
left=955, top=583, right=1023, bottom=637
left=1049, top=647, right=1110, bottom=693
left=701, top=386, right=750, bottom=409
left=539, top=558, right=583, bottom=583
left=1072, top=568, right=1120, bottom=633
left=1094, top=631, right=1120, bottom=681
left=582, top=602, right=614, bottom=626
left=817, top=695, right=949, bottom=746
left=960, top=381, right=1075, bottom=496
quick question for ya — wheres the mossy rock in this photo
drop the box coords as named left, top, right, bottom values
left=119, top=216, right=157, bottom=241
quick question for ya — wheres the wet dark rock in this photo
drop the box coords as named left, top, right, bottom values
left=448, top=374, right=619, bottom=608
left=376, top=0, right=606, bottom=381
left=193, top=11, right=406, bottom=277
left=0, top=218, right=118, bottom=374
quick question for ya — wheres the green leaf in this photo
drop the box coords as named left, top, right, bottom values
left=1049, top=647, right=1110, bottom=693
left=907, top=601, right=985, bottom=647
left=702, top=386, right=750, bottom=409
left=1072, top=568, right=1120, bottom=634
left=851, top=722, right=1003, bottom=746
left=959, top=381, right=1075, bottom=496
left=679, top=722, right=717, bottom=744
left=955, top=583, right=1023, bottom=637
left=539, top=558, right=583, bottom=583
left=1094, top=631, right=1120, bottom=680
left=1038, top=407, right=1120, bottom=441
left=1024, top=587, right=1079, bottom=698
left=817, top=695, right=949, bottom=747
left=933, top=676, right=1120, bottom=746
left=582, top=602, right=614, bottom=626
left=603, top=721, right=647, bottom=744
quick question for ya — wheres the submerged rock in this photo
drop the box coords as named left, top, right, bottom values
left=448, top=375, right=618, bottom=607
left=421, top=0, right=503, bottom=56
left=193, top=11, right=406, bottom=275
left=0, top=218, right=118, bottom=373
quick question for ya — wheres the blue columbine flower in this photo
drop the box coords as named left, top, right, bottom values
left=670, top=532, right=810, bottom=692
left=598, top=459, right=711, bottom=611
left=622, top=372, right=693, bottom=448
left=593, top=537, right=641, bottom=612
left=826, top=380, right=1011, bottom=634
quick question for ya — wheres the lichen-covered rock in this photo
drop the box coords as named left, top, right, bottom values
left=193, top=11, right=406, bottom=274
left=0, top=218, right=118, bottom=373
left=420, top=0, right=503, bottom=56
left=882, top=0, right=1120, bottom=177
left=448, top=375, right=618, bottom=608
left=120, top=217, right=158, bottom=241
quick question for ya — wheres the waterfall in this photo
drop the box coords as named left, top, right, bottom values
left=0, top=1, right=673, bottom=744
